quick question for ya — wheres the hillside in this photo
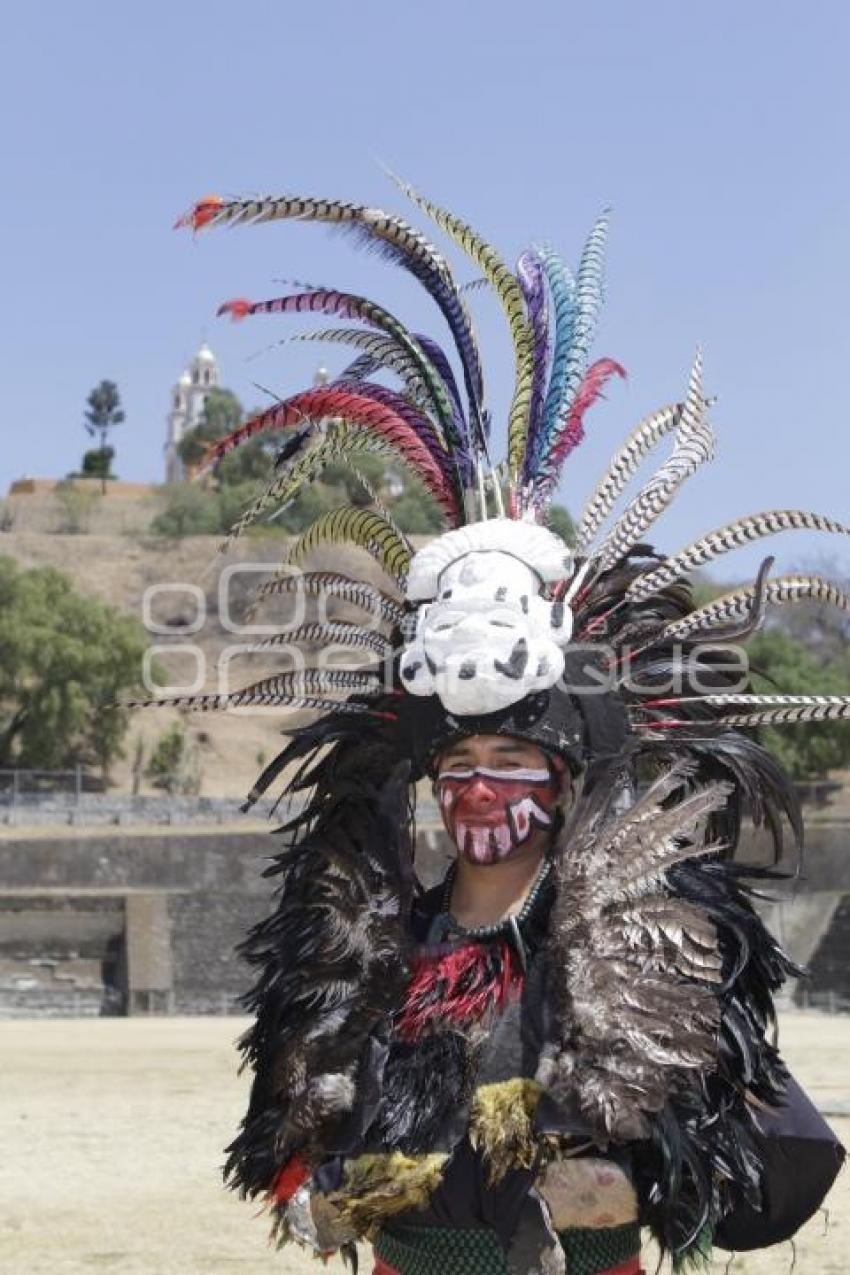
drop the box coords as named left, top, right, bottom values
left=3, top=523, right=401, bottom=800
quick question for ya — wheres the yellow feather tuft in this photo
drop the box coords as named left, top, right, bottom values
left=330, top=1152, right=448, bottom=1237
left=469, top=1078, right=543, bottom=1184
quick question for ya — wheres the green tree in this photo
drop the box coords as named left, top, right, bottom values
left=177, top=387, right=242, bottom=469
left=177, top=388, right=274, bottom=486
left=83, top=380, right=125, bottom=493
left=151, top=484, right=221, bottom=537
left=145, top=722, right=201, bottom=795
left=0, top=557, right=148, bottom=776
left=81, top=445, right=115, bottom=480
left=546, top=504, right=577, bottom=547
left=748, top=628, right=850, bottom=779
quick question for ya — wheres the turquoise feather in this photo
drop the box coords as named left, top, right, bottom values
left=530, top=245, right=576, bottom=477
left=535, top=214, right=609, bottom=479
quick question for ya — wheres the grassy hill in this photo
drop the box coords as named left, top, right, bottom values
left=3, top=516, right=399, bottom=801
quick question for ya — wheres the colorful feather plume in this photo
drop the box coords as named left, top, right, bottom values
left=527, top=244, right=575, bottom=480
left=388, top=174, right=534, bottom=478
left=516, top=249, right=551, bottom=461
left=176, top=190, right=485, bottom=443
left=218, top=291, right=460, bottom=450
left=534, top=357, right=626, bottom=508
left=535, top=214, right=609, bottom=481
left=200, top=385, right=460, bottom=524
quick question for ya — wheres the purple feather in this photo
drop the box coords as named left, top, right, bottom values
left=517, top=250, right=551, bottom=479
left=333, top=379, right=468, bottom=491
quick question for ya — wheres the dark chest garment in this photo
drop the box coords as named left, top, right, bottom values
left=370, top=875, right=845, bottom=1256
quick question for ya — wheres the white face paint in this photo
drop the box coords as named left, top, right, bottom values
left=400, top=545, right=574, bottom=715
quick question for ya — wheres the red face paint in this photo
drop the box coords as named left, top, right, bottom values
left=436, top=764, right=562, bottom=864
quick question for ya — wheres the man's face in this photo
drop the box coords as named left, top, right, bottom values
left=434, top=734, right=566, bottom=866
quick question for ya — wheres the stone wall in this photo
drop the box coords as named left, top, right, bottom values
left=1, top=817, right=846, bottom=1018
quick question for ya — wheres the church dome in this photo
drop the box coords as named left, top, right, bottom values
left=177, top=371, right=192, bottom=387
left=195, top=342, right=216, bottom=363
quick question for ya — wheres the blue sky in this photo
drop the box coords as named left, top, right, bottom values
left=3, top=0, right=848, bottom=579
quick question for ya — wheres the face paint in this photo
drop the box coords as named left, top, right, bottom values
left=436, top=764, right=562, bottom=864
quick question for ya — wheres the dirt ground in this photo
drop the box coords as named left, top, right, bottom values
left=1, top=1013, right=847, bottom=1275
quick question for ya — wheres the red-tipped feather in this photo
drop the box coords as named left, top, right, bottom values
left=217, top=298, right=254, bottom=321
left=200, top=387, right=459, bottom=520
left=174, top=194, right=225, bottom=231
left=269, top=1154, right=310, bottom=1204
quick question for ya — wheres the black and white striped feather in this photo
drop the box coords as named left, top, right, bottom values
left=592, top=352, right=715, bottom=572
left=627, top=510, right=850, bottom=603
left=661, top=573, right=850, bottom=643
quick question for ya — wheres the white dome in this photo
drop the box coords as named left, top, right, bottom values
left=195, top=342, right=216, bottom=363
left=177, top=371, right=191, bottom=387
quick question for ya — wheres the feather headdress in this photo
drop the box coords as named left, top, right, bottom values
left=157, top=180, right=850, bottom=737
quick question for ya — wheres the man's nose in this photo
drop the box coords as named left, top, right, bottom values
left=461, top=775, right=500, bottom=810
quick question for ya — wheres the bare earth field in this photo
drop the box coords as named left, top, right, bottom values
left=1, top=1014, right=847, bottom=1275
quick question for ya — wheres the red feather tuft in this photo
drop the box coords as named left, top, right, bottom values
left=397, top=940, right=522, bottom=1041
left=174, top=194, right=225, bottom=231
left=217, top=298, right=255, bottom=321
left=269, top=1154, right=310, bottom=1204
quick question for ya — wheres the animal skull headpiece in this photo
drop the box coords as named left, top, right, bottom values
left=400, top=519, right=575, bottom=714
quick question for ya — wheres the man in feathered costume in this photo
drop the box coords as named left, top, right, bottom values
left=156, top=182, right=847, bottom=1271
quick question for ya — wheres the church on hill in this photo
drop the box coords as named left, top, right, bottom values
left=164, top=342, right=220, bottom=483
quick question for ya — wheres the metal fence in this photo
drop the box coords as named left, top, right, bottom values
left=0, top=766, right=86, bottom=806
left=795, top=987, right=850, bottom=1015
left=0, top=767, right=256, bottom=826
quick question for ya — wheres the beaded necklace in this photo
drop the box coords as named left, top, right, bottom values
left=439, top=855, right=553, bottom=970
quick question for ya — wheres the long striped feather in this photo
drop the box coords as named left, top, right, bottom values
left=627, top=510, right=850, bottom=603
left=199, top=386, right=460, bottom=524
left=516, top=249, right=550, bottom=462
left=253, top=622, right=392, bottom=657
left=661, top=575, right=850, bottom=642
left=121, top=668, right=382, bottom=713
left=389, top=174, right=534, bottom=477
left=254, top=574, right=404, bottom=624
left=639, top=694, right=850, bottom=729
left=537, top=215, right=609, bottom=475
left=285, top=330, right=432, bottom=409
left=254, top=571, right=405, bottom=624
left=575, top=402, right=684, bottom=550
left=218, top=291, right=459, bottom=449
left=528, top=244, right=575, bottom=479
left=593, top=352, right=714, bottom=571
left=220, top=423, right=397, bottom=548
left=287, top=507, right=413, bottom=585
left=176, top=191, right=485, bottom=442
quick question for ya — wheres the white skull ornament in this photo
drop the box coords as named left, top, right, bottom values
left=399, top=519, right=575, bottom=715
